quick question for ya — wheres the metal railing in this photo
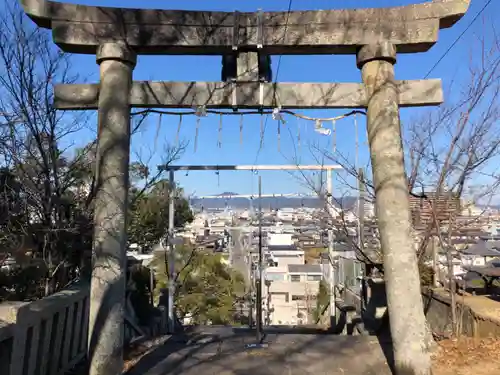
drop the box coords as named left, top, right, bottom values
left=335, top=256, right=364, bottom=292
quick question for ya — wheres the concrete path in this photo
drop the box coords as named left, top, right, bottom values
left=125, top=328, right=392, bottom=375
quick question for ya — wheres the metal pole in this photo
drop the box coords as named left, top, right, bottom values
left=354, top=113, right=359, bottom=170
left=358, top=168, right=365, bottom=251
left=157, top=164, right=343, bottom=172
left=168, top=170, right=176, bottom=333
left=256, top=175, right=263, bottom=342
left=326, top=169, right=336, bottom=327
left=249, top=260, right=254, bottom=328
left=358, top=168, right=366, bottom=309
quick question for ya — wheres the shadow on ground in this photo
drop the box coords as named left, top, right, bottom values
left=124, top=327, right=393, bottom=375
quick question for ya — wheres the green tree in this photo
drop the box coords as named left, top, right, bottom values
left=152, top=245, right=245, bottom=325
left=128, top=179, right=194, bottom=251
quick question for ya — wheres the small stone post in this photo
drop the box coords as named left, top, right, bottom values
left=89, top=42, right=136, bottom=375
left=357, top=42, right=432, bottom=373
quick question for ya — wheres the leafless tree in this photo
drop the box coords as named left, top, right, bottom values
left=288, top=24, right=500, bottom=339
left=0, top=1, right=94, bottom=297
left=0, top=1, right=188, bottom=300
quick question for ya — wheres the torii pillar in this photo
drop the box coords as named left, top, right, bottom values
left=89, top=42, right=136, bottom=375
left=357, top=42, right=431, bottom=370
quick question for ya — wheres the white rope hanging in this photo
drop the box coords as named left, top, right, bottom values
left=138, top=107, right=364, bottom=154
left=218, top=113, right=223, bottom=148
left=239, top=114, right=243, bottom=145
left=260, top=113, right=264, bottom=148
left=297, top=116, right=301, bottom=152
left=193, top=106, right=207, bottom=153
left=314, top=119, right=331, bottom=136
left=332, top=119, right=337, bottom=153
left=273, top=107, right=286, bottom=152
left=154, top=113, right=162, bottom=150
left=175, top=114, right=183, bottom=146
left=194, top=117, right=200, bottom=152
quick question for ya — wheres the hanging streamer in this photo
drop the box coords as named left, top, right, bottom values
left=260, top=114, right=264, bottom=148
left=314, top=119, right=331, bottom=136
left=297, top=117, right=301, bottom=152
left=332, top=120, right=337, bottom=153
left=218, top=114, right=223, bottom=148
left=194, top=117, right=200, bottom=153
left=277, top=120, right=281, bottom=152
left=272, top=107, right=285, bottom=123
left=175, top=114, right=183, bottom=146
left=154, top=113, right=162, bottom=151
left=193, top=106, right=206, bottom=153
left=239, top=114, right=243, bottom=145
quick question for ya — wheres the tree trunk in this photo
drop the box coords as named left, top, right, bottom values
left=358, top=42, right=433, bottom=375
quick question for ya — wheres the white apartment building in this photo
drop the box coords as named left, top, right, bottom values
left=261, top=233, right=323, bottom=325
left=276, top=208, right=295, bottom=221
left=263, top=263, right=323, bottom=325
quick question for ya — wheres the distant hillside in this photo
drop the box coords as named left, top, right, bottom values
left=217, top=192, right=239, bottom=196
left=190, top=196, right=359, bottom=210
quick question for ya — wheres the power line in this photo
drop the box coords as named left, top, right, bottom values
left=424, top=0, right=493, bottom=79
left=253, top=0, right=293, bottom=166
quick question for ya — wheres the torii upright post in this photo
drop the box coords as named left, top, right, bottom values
left=91, top=44, right=136, bottom=375
left=358, top=42, right=430, bottom=372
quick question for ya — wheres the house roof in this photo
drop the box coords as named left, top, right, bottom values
left=463, top=241, right=500, bottom=257
left=486, top=240, right=500, bottom=250
left=268, top=244, right=299, bottom=251
left=288, top=264, right=322, bottom=274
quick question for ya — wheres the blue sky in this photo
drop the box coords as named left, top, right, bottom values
left=53, top=0, right=498, bottom=197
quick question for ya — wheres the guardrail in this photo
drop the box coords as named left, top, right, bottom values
left=0, top=282, right=168, bottom=375
left=0, top=283, right=90, bottom=375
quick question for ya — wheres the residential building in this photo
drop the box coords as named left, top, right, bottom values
left=409, top=191, right=460, bottom=226
left=263, top=264, right=323, bottom=325
left=460, top=241, right=500, bottom=267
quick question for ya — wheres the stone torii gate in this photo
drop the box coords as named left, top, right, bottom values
left=18, top=0, right=470, bottom=374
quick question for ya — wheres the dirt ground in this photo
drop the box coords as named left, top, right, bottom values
left=123, top=335, right=500, bottom=375
left=432, top=337, right=500, bottom=375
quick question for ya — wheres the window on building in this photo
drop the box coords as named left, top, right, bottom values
left=292, top=295, right=305, bottom=301
left=267, top=273, right=284, bottom=281
left=290, top=275, right=301, bottom=282
left=307, top=275, right=322, bottom=281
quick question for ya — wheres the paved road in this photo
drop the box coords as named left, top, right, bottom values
left=125, top=328, right=392, bottom=375
left=229, top=228, right=251, bottom=285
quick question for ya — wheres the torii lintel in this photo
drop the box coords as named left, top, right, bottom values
left=20, top=0, right=470, bottom=55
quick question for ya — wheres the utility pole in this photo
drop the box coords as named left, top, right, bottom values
left=255, top=175, right=263, bottom=342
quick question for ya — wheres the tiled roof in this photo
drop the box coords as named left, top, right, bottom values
left=268, top=244, right=299, bottom=251
left=463, top=241, right=500, bottom=257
